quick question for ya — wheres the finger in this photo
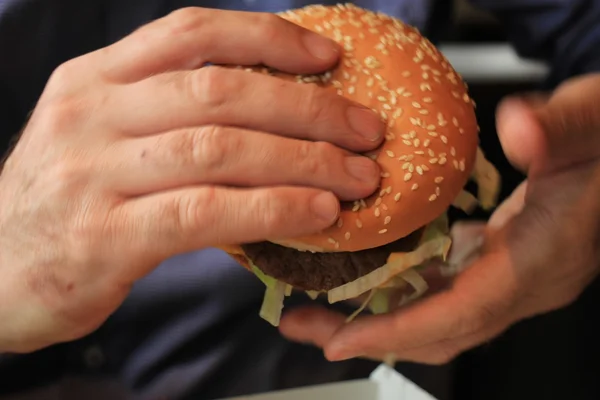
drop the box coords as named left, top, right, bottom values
left=322, top=248, right=517, bottom=361
left=495, top=97, right=547, bottom=174
left=111, top=126, right=380, bottom=200
left=108, top=67, right=384, bottom=151
left=279, top=306, right=346, bottom=348
left=102, top=8, right=340, bottom=82
left=368, top=320, right=509, bottom=365
left=113, top=186, right=340, bottom=278
left=497, top=74, right=600, bottom=176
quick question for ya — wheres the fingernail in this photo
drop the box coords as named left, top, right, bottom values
left=302, top=31, right=339, bottom=61
left=347, top=106, right=383, bottom=141
left=345, top=156, right=380, bottom=184
left=311, top=192, right=340, bottom=224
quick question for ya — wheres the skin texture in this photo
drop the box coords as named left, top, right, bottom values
left=279, top=73, right=600, bottom=364
left=0, top=8, right=388, bottom=353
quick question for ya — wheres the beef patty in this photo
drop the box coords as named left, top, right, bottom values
left=241, top=227, right=424, bottom=291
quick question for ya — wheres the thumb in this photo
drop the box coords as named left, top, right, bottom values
left=497, top=74, right=600, bottom=177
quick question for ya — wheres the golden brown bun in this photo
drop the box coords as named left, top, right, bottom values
left=219, top=245, right=251, bottom=270
left=240, top=4, right=478, bottom=253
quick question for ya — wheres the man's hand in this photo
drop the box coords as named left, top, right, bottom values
left=279, top=73, right=600, bottom=364
left=0, top=8, right=385, bottom=353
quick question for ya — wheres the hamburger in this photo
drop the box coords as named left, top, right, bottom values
left=221, top=3, right=500, bottom=326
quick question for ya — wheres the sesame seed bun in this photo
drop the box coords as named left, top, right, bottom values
left=236, top=4, right=479, bottom=253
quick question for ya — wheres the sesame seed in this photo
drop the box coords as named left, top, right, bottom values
left=374, top=208, right=381, bottom=217
left=411, top=183, right=419, bottom=191
left=439, top=157, right=447, bottom=165
left=404, top=172, right=412, bottom=181
left=382, top=204, right=388, bottom=211
left=356, top=219, right=363, bottom=228
left=451, top=147, right=456, bottom=156
left=453, top=160, right=459, bottom=169
left=413, top=138, right=420, bottom=147
left=403, top=140, right=412, bottom=146
left=381, top=172, right=390, bottom=178
left=459, top=159, right=465, bottom=171
left=435, top=176, right=444, bottom=183
left=424, top=139, right=431, bottom=147
left=384, top=216, right=391, bottom=225
left=394, top=192, right=402, bottom=201
left=337, top=219, right=344, bottom=228
left=414, top=150, right=425, bottom=155
left=428, top=194, right=437, bottom=201
left=441, top=135, right=448, bottom=144
left=408, top=164, right=414, bottom=172
left=416, top=166, right=423, bottom=175
left=428, top=149, right=435, bottom=156
left=436, top=186, right=441, bottom=196
left=345, top=232, right=351, bottom=240
left=328, top=238, right=336, bottom=244
left=386, top=150, right=395, bottom=157
left=412, top=101, right=421, bottom=108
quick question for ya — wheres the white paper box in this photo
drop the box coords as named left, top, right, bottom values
left=219, top=364, right=438, bottom=400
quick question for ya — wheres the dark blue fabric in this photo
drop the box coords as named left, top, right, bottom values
left=0, top=0, right=599, bottom=399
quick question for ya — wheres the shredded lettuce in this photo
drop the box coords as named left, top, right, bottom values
left=346, top=289, right=376, bottom=322
left=452, top=190, right=479, bottom=214
left=369, top=288, right=394, bottom=314
left=305, top=291, right=320, bottom=300
left=328, top=214, right=451, bottom=305
left=472, top=147, right=501, bottom=210
left=251, top=264, right=287, bottom=327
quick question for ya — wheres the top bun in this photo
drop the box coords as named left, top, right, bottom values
left=245, top=4, right=479, bottom=253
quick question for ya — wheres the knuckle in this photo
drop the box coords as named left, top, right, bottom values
left=165, top=7, right=206, bottom=35
left=192, top=125, right=240, bottom=172
left=47, top=59, right=82, bottom=91
left=33, top=97, right=86, bottom=137
left=173, top=187, right=219, bottom=236
left=252, top=192, right=291, bottom=235
left=294, top=140, right=337, bottom=177
left=189, top=66, right=232, bottom=109
left=299, top=85, right=333, bottom=125
left=255, top=13, right=286, bottom=42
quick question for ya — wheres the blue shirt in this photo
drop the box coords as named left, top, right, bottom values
left=1, top=1, right=600, bottom=399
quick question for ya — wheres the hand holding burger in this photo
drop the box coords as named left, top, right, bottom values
left=222, top=4, right=499, bottom=326
left=279, top=56, right=600, bottom=364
